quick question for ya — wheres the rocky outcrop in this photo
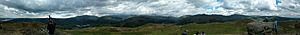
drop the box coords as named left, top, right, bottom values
left=246, top=19, right=277, bottom=35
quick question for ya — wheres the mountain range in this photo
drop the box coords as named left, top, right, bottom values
left=1, top=14, right=299, bottom=29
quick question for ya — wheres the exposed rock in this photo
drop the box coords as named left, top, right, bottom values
left=246, top=19, right=277, bottom=35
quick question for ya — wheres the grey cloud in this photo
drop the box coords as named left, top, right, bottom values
left=0, top=0, right=300, bottom=18
left=0, top=0, right=108, bottom=12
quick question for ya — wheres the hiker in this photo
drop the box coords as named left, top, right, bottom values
left=200, top=32, right=205, bottom=35
left=272, top=21, right=278, bottom=34
left=194, top=31, right=200, bottom=35
left=182, top=30, right=188, bottom=35
left=47, top=15, right=56, bottom=35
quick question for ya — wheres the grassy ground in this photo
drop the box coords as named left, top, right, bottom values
left=63, top=20, right=252, bottom=35
left=0, top=20, right=298, bottom=35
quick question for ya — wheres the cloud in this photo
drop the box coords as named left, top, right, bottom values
left=0, top=0, right=300, bottom=18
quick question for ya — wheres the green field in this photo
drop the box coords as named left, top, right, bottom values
left=63, top=20, right=252, bottom=35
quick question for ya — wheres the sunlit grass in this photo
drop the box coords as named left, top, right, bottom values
left=64, top=20, right=253, bottom=35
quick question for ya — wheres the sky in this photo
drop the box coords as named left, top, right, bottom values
left=0, top=0, right=300, bottom=18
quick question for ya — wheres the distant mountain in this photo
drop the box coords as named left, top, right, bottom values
left=0, top=18, right=14, bottom=22
left=179, top=14, right=249, bottom=24
left=118, top=15, right=180, bottom=27
left=1, top=14, right=299, bottom=28
left=5, top=18, right=48, bottom=22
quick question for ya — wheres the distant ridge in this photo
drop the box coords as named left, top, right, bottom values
left=1, top=14, right=299, bottom=28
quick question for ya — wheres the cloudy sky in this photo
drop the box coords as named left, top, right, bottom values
left=0, top=0, right=299, bottom=18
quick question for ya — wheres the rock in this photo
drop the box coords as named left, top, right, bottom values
left=246, top=19, right=276, bottom=35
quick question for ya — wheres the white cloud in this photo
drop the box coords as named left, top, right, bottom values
left=0, top=0, right=300, bottom=18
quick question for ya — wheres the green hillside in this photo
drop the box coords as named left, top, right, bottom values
left=0, top=20, right=298, bottom=35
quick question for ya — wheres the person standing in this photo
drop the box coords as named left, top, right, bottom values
left=182, top=30, right=188, bottom=35
left=48, top=15, right=56, bottom=35
left=201, top=32, right=205, bottom=35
